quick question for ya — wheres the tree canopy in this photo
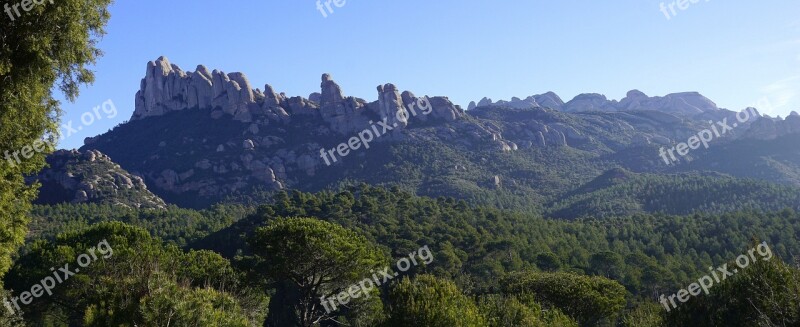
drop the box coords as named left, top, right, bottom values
left=0, top=0, right=113, bottom=282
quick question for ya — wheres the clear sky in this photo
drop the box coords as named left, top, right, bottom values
left=54, top=0, right=800, bottom=149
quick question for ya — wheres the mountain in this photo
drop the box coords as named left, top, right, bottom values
left=30, top=149, right=166, bottom=209
left=471, top=89, right=722, bottom=116
left=675, top=133, right=800, bottom=185
left=66, top=56, right=800, bottom=213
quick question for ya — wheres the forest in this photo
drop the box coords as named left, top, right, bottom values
left=5, top=185, right=799, bottom=326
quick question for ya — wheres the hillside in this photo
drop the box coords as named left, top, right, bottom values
left=30, top=149, right=166, bottom=209
left=546, top=169, right=800, bottom=219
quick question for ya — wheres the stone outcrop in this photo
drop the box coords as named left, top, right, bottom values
left=318, top=74, right=371, bottom=134
left=427, top=96, right=463, bottom=122
left=375, top=83, right=409, bottom=128
left=30, top=150, right=167, bottom=209
left=133, top=56, right=257, bottom=122
left=563, top=93, right=618, bottom=112
left=744, top=113, right=800, bottom=140
left=533, top=92, right=565, bottom=110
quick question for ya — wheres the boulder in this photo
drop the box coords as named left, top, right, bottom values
left=243, top=139, right=255, bottom=150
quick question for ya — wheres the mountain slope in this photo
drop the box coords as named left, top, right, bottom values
left=31, top=149, right=166, bottom=209
left=547, top=169, right=800, bottom=219
left=67, top=57, right=800, bottom=212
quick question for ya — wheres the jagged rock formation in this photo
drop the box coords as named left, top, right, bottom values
left=472, top=90, right=720, bottom=116
left=31, top=150, right=167, bottom=209
left=563, top=93, right=618, bottom=112
left=470, top=92, right=567, bottom=111
left=133, top=57, right=257, bottom=122
left=132, top=56, right=465, bottom=135
left=743, top=111, right=800, bottom=140
left=534, top=92, right=566, bottom=110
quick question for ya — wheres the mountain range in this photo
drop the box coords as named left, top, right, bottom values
left=32, top=56, right=800, bottom=215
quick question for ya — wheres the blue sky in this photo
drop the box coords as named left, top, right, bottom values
left=55, top=0, right=800, bottom=149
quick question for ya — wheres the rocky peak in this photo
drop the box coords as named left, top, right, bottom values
left=626, top=89, right=648, bottom=99
left=376, top=83, right=409, bottom=128
left=469, top=92, right=564, bottom=110
left=533, top=92, right=565, bottom=110
left=320, top=73, right=345, bottom=105
left=477, top=97, right=493, bottom=107
left=129, top=57, right=468, bottom=138
left=618, top=90, right=649, bottom=110
left=745, top=113, right=800, bottom=140
left=563, top=93, right=617, bottom=112
left=133, top=56, right=257, bottom=122
left=263, top=83, right=283, bottom=107
left=31, top=150, right=167, bottom=209
left=472, top=90, right=720, bottom=116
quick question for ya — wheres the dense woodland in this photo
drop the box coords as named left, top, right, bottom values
left=546, top=169, right=800, bottom=219
left=5, top=185, right=800, bottom=326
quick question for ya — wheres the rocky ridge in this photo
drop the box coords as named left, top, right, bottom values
left=31, top=150, right=167, bottom=209
left=132, top=56, right=464, bottom=134
left=471, top=89, right=721, bottom=116
left=743, top=111, right=800, bottom=140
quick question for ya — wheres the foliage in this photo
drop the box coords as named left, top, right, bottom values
left=665, top=248, right=800, bottom=326
left=196, top=186, right=800, bottom=300
left=27, top=203, right=252, bottom=247
left=500, top=271, right=626, bottom=326
left=534, top=252, right=562, bottom=272
left=478, top=294, right=577, bottom=327
left=250, top=217, right=387, bottom=327
left=4, top=222, right=263, bottom=326
left=13, top=185, right=800, bottom=325
left=135, top=276, right=250, bottom=327
left=384, top=274, right=487, bottom=327
left=0, top=289, right=26, bottom=326
left=0, top=0, right=112, bottom=284
left=620, top=302, right=665, bottom=327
